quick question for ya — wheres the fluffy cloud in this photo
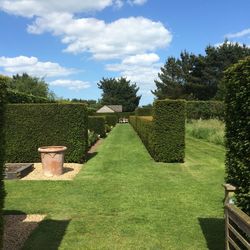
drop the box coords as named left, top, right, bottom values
left=50, top=79, right=90, bottom=90
left=0, top=56, right=75, bottom=77
left=106, top=53, right=161, bottom=93
left=0, top=0, right=113, bottom=17
left=0, top=0, right=147, bottom=17
left=225, top=28, right=250, bottom=39
left=27, top=15, right=172, bottom=60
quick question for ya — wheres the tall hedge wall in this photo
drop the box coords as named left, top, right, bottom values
left=5, top=104, right=88, bottom=163
left=130, top=100, right=186, bottom=163
left=153, top=100, right=186, bottom=162
left=88, top=116, right=106, bottom=138
left=186, top=101, right=224, bottom=120
left=0, top=77, right=6, bottom=248
left=224, top=57, right=250, bottom=215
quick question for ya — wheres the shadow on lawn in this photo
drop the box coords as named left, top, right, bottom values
left=198, top=217, right=225, bottom=250
left=86, top=152, right=98, bottom=161
left=4, top=210, right=70, bottom=250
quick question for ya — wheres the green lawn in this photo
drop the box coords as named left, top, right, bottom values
left=4, top=124, right=225, bottom=249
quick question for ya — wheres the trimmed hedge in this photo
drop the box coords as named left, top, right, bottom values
left=105, top=115, right=118, bottom=127
left=186, top=101, right=224, bottom=120
left=94, top=112, right=135, bottom=119
left=5, top=104, right=88, bottom=163
left=88, top=116, right=106, bottom=138
left=130, top=100, right=186, bottom=162
left=224, top=57, right=250, bottom=215
left=0, top=77, right=6, bottom=248
left=135, top=107, right=152, bottom=116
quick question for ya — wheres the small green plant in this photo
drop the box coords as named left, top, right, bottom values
left=88, top=130, right=99, bottom=148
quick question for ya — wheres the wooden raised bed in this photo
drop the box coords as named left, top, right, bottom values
left=4, top=163, right=34, bottom=180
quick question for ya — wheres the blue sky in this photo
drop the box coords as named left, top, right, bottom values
left=0, top=0, right=249, bottom=105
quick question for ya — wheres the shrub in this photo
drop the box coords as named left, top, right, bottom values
left=130, top=100, right=186, bottom=162
left=0, top=76, right=6, bottom=248
left=6, top=89, right=53, bottom=103
left=224, top=57, right=250, bottom=215
left=186, top=101, right=224, bottom=120
left=88, top=116, right=106, bottom=138
left=135, top=107, right=152, bottom=116
left=5, top=104, right=88, bottom=163
left=153, top=100, right=186, bottom=162
left=94, top=112, right=135, bottom=119
left=88, top=130, right=98, bottom=148
left=105, top=115, right=118, bottom=127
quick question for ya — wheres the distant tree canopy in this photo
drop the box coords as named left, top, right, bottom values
left=6, top=73, right=55, bottom=100
left=152, top=41, right=250, bottom=100
left=97, top=77, right=141, bottom=112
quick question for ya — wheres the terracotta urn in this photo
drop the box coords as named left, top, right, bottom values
left=38, top=146, right=67, bottom=177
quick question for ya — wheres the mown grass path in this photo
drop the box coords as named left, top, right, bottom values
left=5, top=124, right=225, bottom=249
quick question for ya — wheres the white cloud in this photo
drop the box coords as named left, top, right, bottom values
left=0, top=0, right=114, bottom=17
left=0, top=56, right=75, bottom=77
left=106, top=53, right=161, bottom=93
left=128, top=0, right=147, bottom=6
left=50, top=79, right=90, bottom=90
left=27, top=15, right=172, bottom=60
left=0, top=0, right=147, bottom=17
left=225, top=28, right=250, bottom=39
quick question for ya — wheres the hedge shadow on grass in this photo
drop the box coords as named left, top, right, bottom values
left=198, top=217, right=224, bottom=250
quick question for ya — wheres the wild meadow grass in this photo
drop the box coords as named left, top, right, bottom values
left=186, top=119, right=225, bottom=146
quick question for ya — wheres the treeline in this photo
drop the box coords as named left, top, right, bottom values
left=153, top=41, right=250, bottom=100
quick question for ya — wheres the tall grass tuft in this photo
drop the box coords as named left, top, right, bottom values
left=186, top=119, right=225, bottom=146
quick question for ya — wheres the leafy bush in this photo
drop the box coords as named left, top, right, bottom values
left=135, top=107, right=152, bottom=116
left=186, top=119, right=225, bottom=146
left=105, top=115, right=118, bottom=127
left=5, top=104, right=88, bottom=163
left=130, top=100, right=186, bottom=162
left=88, top=116, right=106, bottom=138
left=224, top=57, right=250, bottom=215
left=186, top=101, right=224, bottom=120
left=6, top=89, right=53, bottom=103
left=0, top=77, right=6, bottom=248
left=88, top=130, right=99, bottom=148
left=94, top=112, right=135, bottom=119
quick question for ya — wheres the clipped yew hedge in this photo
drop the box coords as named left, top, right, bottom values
left=224, top=57, right=250, bottom=215
left=5, top=104, right=88, bottom=163
left=88, top=116, right=106, bottom=138
left=130, top=100, right=186, bottom=162
left=0, top=77, right=6, bottom=248
left=105, top=115, right=118, bottom=127
left=186, top=101, right=224, bottom=120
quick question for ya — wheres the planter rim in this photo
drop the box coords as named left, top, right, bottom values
left=38, top=146, right=67, bottom=153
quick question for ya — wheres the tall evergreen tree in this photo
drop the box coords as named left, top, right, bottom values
left=98, top=77, right=141, bottom=112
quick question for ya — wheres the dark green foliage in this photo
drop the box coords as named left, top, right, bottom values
left=8, top=73, right=55, bottom=100
left=105, top=115, right=118, bottom=127
left=153, top=100, right=186, bottom=162
left=224, top=57, right=250, bottom=215
left=98, top=77, right=141, bottom=112
left=88, top=131, right=98, bottom=148
left=5, top=104, right=88, bottom=163
left=88, top=116, right=106, bottom=138
left=0, top=76, right=6, bottom=249
left=130, top=100, right=186, bottom=162
left=94, top=112, right=135, bottom=119
left=135, top=107, right=152, bottom=116
left=153, top=41, right=250, bottom=100
left=6, top=89, right=53, bottom=103
left=186, top=101, right=224, bottom=120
